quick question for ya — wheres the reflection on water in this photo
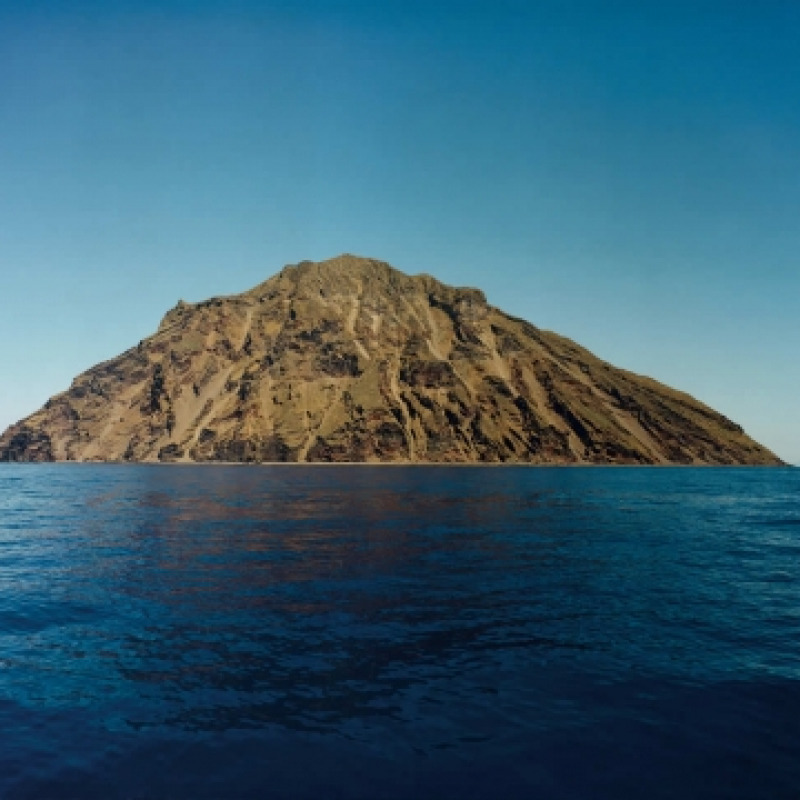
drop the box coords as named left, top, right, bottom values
left=1, top=465, right=799, bottom=799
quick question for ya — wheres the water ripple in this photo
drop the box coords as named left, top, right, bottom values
left=1, top=465, right=799, bottom=798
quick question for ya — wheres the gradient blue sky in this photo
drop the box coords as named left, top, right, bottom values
left=2, top=1, right=798, bottom=463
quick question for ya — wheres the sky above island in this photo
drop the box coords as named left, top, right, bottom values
left=1, top=0, right=798, bottom=464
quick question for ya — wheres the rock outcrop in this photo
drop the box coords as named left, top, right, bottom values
left=0, top=255, right=783, bottom=464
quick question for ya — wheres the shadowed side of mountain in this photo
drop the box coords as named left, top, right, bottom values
left=0, top=254, right=783, bottom=465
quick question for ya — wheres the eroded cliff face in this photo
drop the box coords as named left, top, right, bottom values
left=0, top=255, right=783, bottom=464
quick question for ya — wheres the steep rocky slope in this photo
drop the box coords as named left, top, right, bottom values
left=0, top=255, right=782, bottom=464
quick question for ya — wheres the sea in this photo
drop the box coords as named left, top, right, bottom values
left=0, top=464, right=798, bottom=799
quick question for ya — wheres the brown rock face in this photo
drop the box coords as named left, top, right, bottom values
left=0, top=255, right=783, bottom=464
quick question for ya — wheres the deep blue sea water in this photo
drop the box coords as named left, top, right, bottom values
left=1, top=465, right=798, bottom=799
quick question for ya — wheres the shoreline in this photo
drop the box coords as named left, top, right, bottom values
left=0, top=460, right=791, bottom=468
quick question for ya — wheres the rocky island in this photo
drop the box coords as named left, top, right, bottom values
left=0, top=255, right=782, bottom=464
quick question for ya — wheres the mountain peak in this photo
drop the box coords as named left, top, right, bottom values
left=250, top=254, right=459, bottom=297
left=0, top=256, right=782, bottom=465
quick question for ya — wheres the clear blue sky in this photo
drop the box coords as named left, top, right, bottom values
left=1, top=1, right=798, bottom=463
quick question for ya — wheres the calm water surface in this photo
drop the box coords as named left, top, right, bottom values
left=1, top=465, right=798, bottom=798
